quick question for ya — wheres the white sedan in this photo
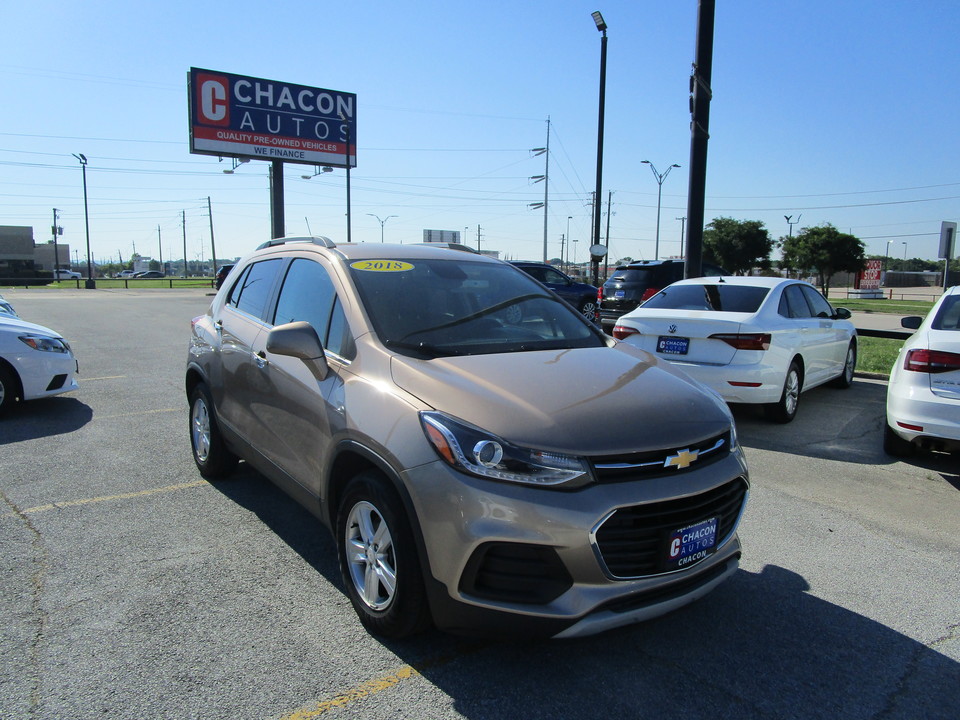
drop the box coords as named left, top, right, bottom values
left=0, top=315, right=79, bottom=413
left=884, top=285, right=960, bottom=456
left=612, top=276, right=857, bottom=422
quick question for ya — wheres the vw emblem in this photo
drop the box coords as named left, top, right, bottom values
left=668, top=324, right=678, bottom=334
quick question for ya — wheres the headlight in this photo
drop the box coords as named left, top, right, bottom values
left=19, top=335, right=69, bottom=353
left=420, top=411, right=590, bottom=487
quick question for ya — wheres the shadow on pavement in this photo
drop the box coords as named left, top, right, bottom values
left=0, top=397, right=92, bottom=445
left=210, top=468, right=959, bottom=720
left=732, top=379, right=959, bottom=485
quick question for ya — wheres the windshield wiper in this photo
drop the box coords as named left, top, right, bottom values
left=382, top=339, right=467, bottom=358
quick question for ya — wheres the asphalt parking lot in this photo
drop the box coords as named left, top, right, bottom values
left=1, top=288, right=958, bottom=720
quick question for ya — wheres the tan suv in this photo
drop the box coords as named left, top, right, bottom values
left=185, top=237, right=749, bottom=639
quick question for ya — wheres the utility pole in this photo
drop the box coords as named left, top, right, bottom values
left=181, top=210, right=187, bottom=278
left=605, top=191, right=613, bottom=272
left=157, top=225, right=163, bottom=273
left=476, top=224, right=482, bottom=252
left=51, top=208, right=60, bottom=274
left=207, top=196, right=218, bottom=276
left=677, top=217, right=687, bottom=258
left=542, top=117, right=550, bottom=262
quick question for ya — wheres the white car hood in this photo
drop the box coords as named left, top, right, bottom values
left=0, top=315, right=62, bottom=338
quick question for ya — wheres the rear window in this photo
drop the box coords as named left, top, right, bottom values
left=643, top=284, right=769, bottom=313
left=606, top=268, right=659, bottom=285
left=933, top=295, right=960, bottom=330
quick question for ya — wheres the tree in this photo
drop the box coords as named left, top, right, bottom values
left=702, top=217, right=774, bottom=275
left=779, top=223, right=865, bottom=296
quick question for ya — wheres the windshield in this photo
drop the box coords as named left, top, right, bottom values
left=643, top=283, right=770, bottom=313
left=348, top=257, right=605, bottom=357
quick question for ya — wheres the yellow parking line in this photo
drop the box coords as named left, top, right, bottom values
left=17, top=480, right=208, bottom=515
left=278, top=665, right=420, bottom=720
left=276, top=644, right=483, bottom=719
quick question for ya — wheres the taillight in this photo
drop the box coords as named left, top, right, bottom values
left=709, top=333, right=772, bottom=351
left=612, top=325, right=639, bottom=340
left=597, top=287, right=604, bottom=301
left=903, top=348, right=960, bottom=373
left=640, top=287, right=659, bottom=302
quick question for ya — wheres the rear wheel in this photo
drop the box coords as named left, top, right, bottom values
left=0, top=364, right=20, bottom=415
left=766, top=361, right=802, bottom=423
left=336, top=470, right=431, bottom=638
left=831, top=342, right=857, bottom=388
left=883, top=423, right=915, bottom=457
left=189, top=382, right=238, bottom=478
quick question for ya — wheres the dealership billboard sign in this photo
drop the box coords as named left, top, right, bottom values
left=188, top=68, right=356, bottom=168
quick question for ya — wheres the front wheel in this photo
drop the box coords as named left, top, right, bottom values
left=578, top=299, right=598, bottom=321
left=766, top=361, right=802, bottom=423
left=189, top=382, right=238, bottom=478
left=336, top=471, right=431, bottom=638
left=0, top=364, right=20, bottom=415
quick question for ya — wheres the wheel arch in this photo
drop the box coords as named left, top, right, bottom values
left=0, top=357, right=23, bottom=401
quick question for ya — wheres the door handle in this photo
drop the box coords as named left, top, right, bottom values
left=255, top=350, right=268, bottom=369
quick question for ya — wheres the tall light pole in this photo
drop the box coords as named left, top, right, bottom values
left=591, top=11, right=608, bottom=286
left=902, top=241, right=908, bottom=262
left=367, top=214, right=397, bottom=242
left=72, top=153, right=94, bottom=288
left=677, top=216, right=687, bottom=258
left=884, top=239, right=893, bottom=273
left=566, top=216, right=572, bottom=269
left=642, top=160, right=679, bottom=261
left=784, top=214, right=801, bottom=237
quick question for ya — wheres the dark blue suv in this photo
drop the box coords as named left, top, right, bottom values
left=510, top=262, right=599, bottom=321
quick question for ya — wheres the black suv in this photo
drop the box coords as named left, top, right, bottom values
left=510, top=261, right=599, bottom=321
left=599, top=259, right=726, bottom=331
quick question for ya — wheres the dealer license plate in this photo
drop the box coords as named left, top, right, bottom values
left=666, top=517, right=718, bottom=570
left=657, top=336, right=689, bottom=355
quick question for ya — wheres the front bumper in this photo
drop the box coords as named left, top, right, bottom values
left=19, top=354, right=79, bottom=401
left=402, top=449, right=748, bottom=638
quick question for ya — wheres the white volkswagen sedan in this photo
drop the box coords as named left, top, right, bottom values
left=612, top=276, right=857, bottom=422
left=884, top=285, right=960, bottom=456
left=0, top=315, right=79, bottom=413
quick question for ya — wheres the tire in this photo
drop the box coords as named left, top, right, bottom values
left=766, top=361, right=802, bottom=423
left=578, top=299, right=598, bottom=321
left=189, top=382, right=238, bottom=478
left=831, top=342, right=857, bottom=389
left=0, top=363, right=20, bottom=415
left=336, top=470, right=431, bottom=639
left=883, top=423, right=915, bottom=457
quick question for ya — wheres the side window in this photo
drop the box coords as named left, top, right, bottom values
left=226, top=265, right=252, bottom=309
left=326, top=297, right=357, bottom=360
left=542, top=268, right=567, bottom=285
left=273, top=258, right=337, bottom=340
left=800, top=285, right=833, bottom=318
left=525, top=267, right=547, bottom=283
left=231, top=259, right=282, bottom=320
left=781, top=284, right=814, bottom=319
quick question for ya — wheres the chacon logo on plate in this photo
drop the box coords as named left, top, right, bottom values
left=350, top=260, right=414, bottom=272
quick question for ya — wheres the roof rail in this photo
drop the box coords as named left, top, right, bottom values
left=414, top=242, right=479, bottom=254
left=256, top=236, right=336, bottom=250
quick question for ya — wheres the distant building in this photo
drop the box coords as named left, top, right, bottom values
left=0, top=226, right=73, bottom=278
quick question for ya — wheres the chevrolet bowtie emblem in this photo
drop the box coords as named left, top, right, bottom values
left=664, top=448, right=699, bottom=470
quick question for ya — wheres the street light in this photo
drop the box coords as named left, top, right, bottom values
left=884, top=239, right=893, bottom=273
left=566, top=216, right=573, bottom=269
left=902, top=241, right=908, bottom=261
left=72, top=153, right=94, bottom=288
left=302, top=166, right=333, bottom=180
left=367, top=214, right=398, bottom=242
left=222, top=158, right=250, bottom=174
left=641, top=160, right=680, bottom=260
left=591, top=10, right=608, bottom=286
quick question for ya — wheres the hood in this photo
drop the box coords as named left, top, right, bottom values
left=0, top=316, right=62, bottom=338
left=390, top=343, right=730, bottom=455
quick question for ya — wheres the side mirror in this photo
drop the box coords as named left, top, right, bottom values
left=833, top=307, right=852, bottom=320
left=266, top=321, right=329, bottom=381
left=901, top=316, right=923, bottom=330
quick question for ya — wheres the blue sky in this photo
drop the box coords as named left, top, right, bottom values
left=3, top=0, right=958, bottom=268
